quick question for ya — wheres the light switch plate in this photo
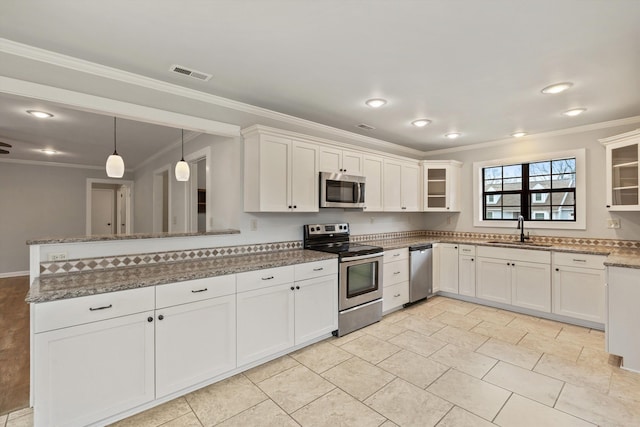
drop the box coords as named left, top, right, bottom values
left=48, top=252, right=67, bottom=261
left=607, top=219, right=621, bottom=229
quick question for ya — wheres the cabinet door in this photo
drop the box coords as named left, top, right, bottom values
left=401, top=162, right=421, bottom=211
left=363, top=155, right=384, bottom=212
left=458, top=255, right=476, bottom=297
left=237, top=283, right=295, bottom=366
left=446, top=164, right=461, bottom=212
left=607, top=267, right=640, bottom=369
left=291, top=140, right=319, bottom=212
left=476, top=257, right=511, bottom=304
left=424, top=167, right=447, bottom=210
left=342, top=150, right=364, bottom=175
left=259, top=135, right=291, bottom=212
left=439, top=244, right=459, bottom=293
left=432, top=244, right=441, bottom=293
left=553, top=266, right=604, bottom=322
left=155, top=295, right=236, bottom=398
left=383, top=282, right=409, bottom=313
left=606, top=141, right=639, bottom=210
left=383, top=160, right=403, bottom=211
left=294, top=275, right=338, bottom=344
left=319, top=146, right=342, bottom=173
left=511, top=261, right=551, bottom=312
left=34, top=312, right=155, bottom=427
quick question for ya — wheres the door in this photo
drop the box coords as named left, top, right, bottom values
left=342, top=150, right=363, bottom=175
left=476, top=257, right=512, bottom=304
left=290, top=140, right=319, bottom=211
left=553, top=266, right=604, bottom=322
left=425, top=167, right=447, bottom=210
left=458, top=255, right=476, bottom=297
left=383, top=160, right=402, bottom=211
left=259, top=135, right=290, bottom=211
left=155, top=295, right=236, bottom=398
left=439, top=244, right=459, bottom=293
left=91, top=188, right=114, bottom=235
left=236, top=283, right=295, bottom=366
left=363, top=155, right=384, bottom=211
left=319, top=146, right=342, bottom=173
left=511, top=261, right=551, bottom=312
left=401, top=162, right=421, bottom=211
left=294, top=275, right=338, bottom=344
left=34, top=312, right=155, bottom=427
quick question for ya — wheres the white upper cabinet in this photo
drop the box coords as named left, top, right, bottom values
left=601, top=129, right=640, bottom=211
left=244, top=128, right=319, bottom=212
left=319, top=147, right=364, bottom=175
left=422, top=160, right=462, bottom=212
left=383, top=159, right=421, bottom=211
left=362, top=154, right=384, bottom=212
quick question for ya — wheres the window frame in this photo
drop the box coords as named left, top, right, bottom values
left=473, top=149, right=586, bottom=230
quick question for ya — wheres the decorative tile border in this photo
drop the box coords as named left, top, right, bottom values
left=351, top=230, right=425, bottom=242
left=40, top=240, right=303, bottom=275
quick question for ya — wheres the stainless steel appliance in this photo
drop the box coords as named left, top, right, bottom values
left=409, top=243, right=433, bottom=303
left=319, top=172, right=366, bottom=208
left=303, top=223, right=383, bottom=336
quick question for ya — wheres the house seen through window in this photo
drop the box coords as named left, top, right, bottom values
left=483, top=158, right=576, bottom=221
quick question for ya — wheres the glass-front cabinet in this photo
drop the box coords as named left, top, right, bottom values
left=422, top=160, right=463, bottom=211
left=601, top=129, right=640, bottom=211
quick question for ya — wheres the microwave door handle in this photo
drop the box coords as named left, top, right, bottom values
left=356, top=182, right=362, bottom=203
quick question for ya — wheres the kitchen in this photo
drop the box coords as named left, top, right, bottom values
left=1, top=1, right=640, bottom=426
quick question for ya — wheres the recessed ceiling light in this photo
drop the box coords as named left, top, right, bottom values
left=41, top=149, right=58, bottom=155
left=27, top=110, right=54, bottom=119
left=563, top=108, right=587, bottom=117
left=445, top=132, right=461, bottom=139
left=541, top=82, right=573, bottom=94
left=365, top=98, right=387, bottom=108
left=512, top=132, right=528, bottom=138
left=411, top=119, right=431, bottom=127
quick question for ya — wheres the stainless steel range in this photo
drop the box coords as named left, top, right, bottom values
left=303, top=223, right=383, bottom=336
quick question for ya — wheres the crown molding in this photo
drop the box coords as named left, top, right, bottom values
left=0, top=38, right=422, bottom=157
left=0, top=157, right=105, bottom=170
left=423, top=115, right=640, bottom=157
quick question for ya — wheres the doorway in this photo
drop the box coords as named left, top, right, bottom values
left=184, top=146, right=211, bottom=233
left=86, top=178, right=134, bottom=235
left=153, top=165, right=171, bottom=233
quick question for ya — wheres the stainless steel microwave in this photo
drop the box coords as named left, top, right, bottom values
left=320, top=172, right=366, bottom=208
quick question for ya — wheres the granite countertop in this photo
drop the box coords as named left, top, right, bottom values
left=365, top=237, right=640, bottom=268
left=27, top=249, right=337, bottom=303
left=26, top=229, right=241, bottom=245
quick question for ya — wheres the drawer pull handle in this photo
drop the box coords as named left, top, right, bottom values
left=89, top=304, right=112, bottom=311
left=394, top=271, right=401, bottom=275
left=313, top=267, right=324, bottom=271
left=393, top=253, right=400, bottom=257
left=191, top=288, right=208, bottom=293
left=262, top=276, right=274, bottom=280
left=394, top=293, right=401, bottom=297
left=572, top=259, right=587, bottom=262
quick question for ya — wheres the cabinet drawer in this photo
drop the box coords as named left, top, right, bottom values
left=237, top=265, right=294, bottom=293
left=294, top=259, right=338, bottom=281
left=156, top=274, right=236, bottom=309
left=553, top=252, right=605, bottom=270
left=477, top=245, right=551, bottom=264
left=384, top=248, right=409, bottom=263
left=459, top=245, right=476, bottom=256
left=383, top=259, right=409, bottom=287
left=383, top=282, right=409, bottom=312
left=34, top=287, right=155, bottom=333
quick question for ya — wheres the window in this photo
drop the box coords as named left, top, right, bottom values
left=482, top=157, right=576, bottom=222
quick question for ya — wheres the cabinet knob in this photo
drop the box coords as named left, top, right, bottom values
left=296, top=285, right=300, bottom=290
left=288, top=205, right=292, bottom=209
left=507, top=262, right=510, bottom=266
left=606, top=205, right=611, bottom=208
left=512, top=263, right=516, bottom=266
left=290, top=286, right=295, bottom=291
left=147, top=316, right=153, bottom=323
left=158, top=314, right=164, bottom=320
left=555, top=268, right=559, bottom=271
left=447, top=207, right=450, bottom=210
left=293, top=205, right=297, bottom=209
left=471, top=258, right=474, bottom=261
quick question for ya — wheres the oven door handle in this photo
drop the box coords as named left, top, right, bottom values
left=342, top=252, right=383, bottom=262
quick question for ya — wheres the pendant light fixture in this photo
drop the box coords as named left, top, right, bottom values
left=105, top=117, right=125, bottom=178
left=175, top=129, right=190, bottom=181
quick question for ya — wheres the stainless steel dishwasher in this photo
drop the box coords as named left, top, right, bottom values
left=409, top=243, right=433, bottom=303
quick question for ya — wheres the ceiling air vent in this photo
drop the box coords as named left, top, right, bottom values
left=169, top=64, right=212, bottom=81
left=356, top=123, right=376, bottom=131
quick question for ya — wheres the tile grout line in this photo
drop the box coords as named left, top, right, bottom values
left=491, top=391, right=514, bottom=423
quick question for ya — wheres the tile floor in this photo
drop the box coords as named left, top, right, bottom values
left=4, top=296, right=640, bottom=427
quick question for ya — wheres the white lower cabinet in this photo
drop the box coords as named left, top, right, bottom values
left=511, top=260, right=551, bottom=312
left=606, top=266, right=640, bottom=371
left=294, top=275, right=338, bottom=343
left=439, top=243, right=459, bottom=293
left=553, top=253, right=605, bottom=323
left=237, top=283, right=296, bottom=366
left=458, top=255, right=476, bottom=297
left=383, top=282, right=409, bottom=312
left=476, top=257, right=512, bottom=304
left=383, top=248, right=410, bottom=312
left=34, top=311, right=155, bottom=427
left=155, top=295, right=236, bottom=398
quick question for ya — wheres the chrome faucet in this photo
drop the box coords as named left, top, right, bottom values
left=517, top=215, right=530, bottom=243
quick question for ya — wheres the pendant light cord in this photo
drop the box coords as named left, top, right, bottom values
left=181, top=129, right=185, bottom=161
left=113, top=117, right=118, bottom=155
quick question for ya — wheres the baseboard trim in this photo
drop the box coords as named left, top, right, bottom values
left=0, top=271, right=29, bottom=279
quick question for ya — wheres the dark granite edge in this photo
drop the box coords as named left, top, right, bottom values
left=27, top=250, right=337, bottom=304
left=26, top=229, right=241, bottom=245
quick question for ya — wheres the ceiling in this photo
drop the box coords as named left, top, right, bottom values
left=0, top=0, right=639, bottom=160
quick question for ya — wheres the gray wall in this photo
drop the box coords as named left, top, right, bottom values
left=0, top=162, right=131, bottom=274
left=423, top=124, right=640, bottom=240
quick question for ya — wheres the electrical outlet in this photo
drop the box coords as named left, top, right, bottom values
left=172, top=216, right=177, bottom=225
left=48, top=252, right=67, bottom=261
left=607, top=219, right=621, bottom=229
left=369, top=217, right=375, bottom=224
left=447, top=216, right=451, bottom=225
left=250, top=219, right=258, bottom=231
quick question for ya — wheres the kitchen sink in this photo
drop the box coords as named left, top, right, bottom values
left=485, top=240, right=553, bottom=247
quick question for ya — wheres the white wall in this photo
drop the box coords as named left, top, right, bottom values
left=423, top=124, right=640, bottom=240
left=0, top=161, right=132, bottom=274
